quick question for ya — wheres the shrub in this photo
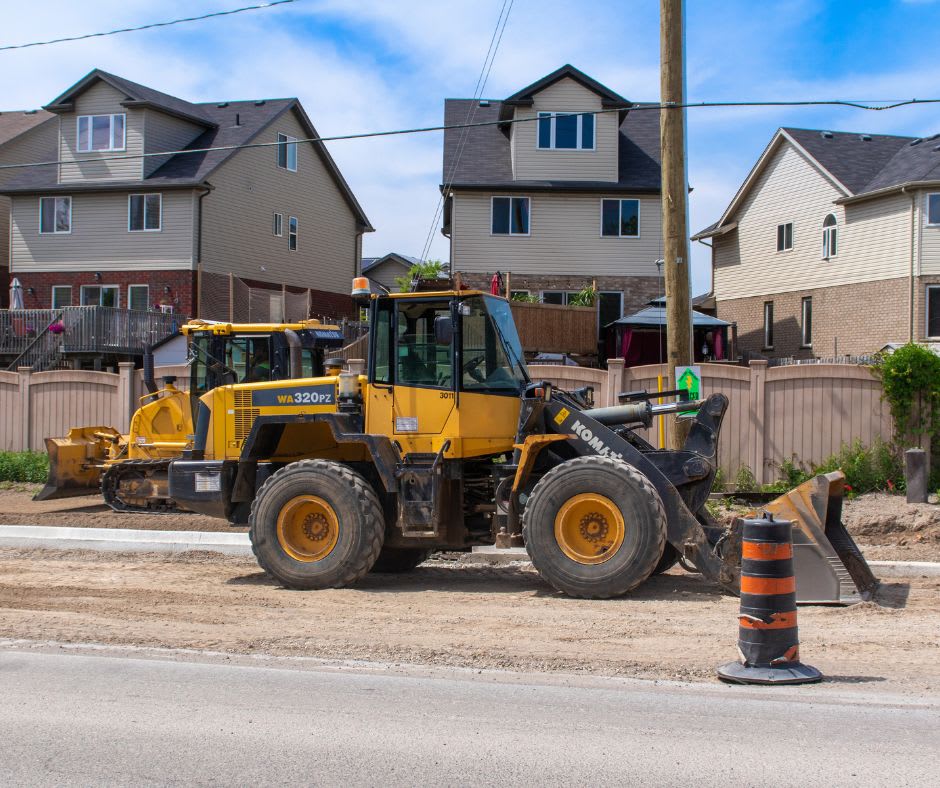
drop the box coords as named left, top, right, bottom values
left=872, top=343, right=940, bottom=447
left=763, top=439, right=903, bottom=497
left=0, top=451, right=49, bottom=483
left=732, top=465, right=758, bottom=492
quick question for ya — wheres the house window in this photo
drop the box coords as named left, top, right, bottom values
left=928, top=194, right=940, bottom=226
left=491, top=197, right=529, bottom=235
left=277, top=133, right=298, bottom=171
left=822, top=214, right=838, bottom=259
left=80, top=285, right=119, bottom=308
left=273, top=212, right=283, bottom=236
left=599, top=291, right=623, bottom=327
left=601, top=199, right=640, bottom=237
left=77, top=114, right=125, bottom=152
left=288, top=216, right=298, bottom=250
left=927, top=286, right=940, bottom=339
left=510, top=290, right=530, bottom=299
left=540, top=291, right=581, bottom=305
left=51, top=286, right=72, bottom=309
left=801, top=297, right=813, bottom=347
left=537, top=112, right=595, bottom=150
left=763, top=301, right=774, bottom=349
left=40, top=196, right=71, bottom=234
left=128, top=194, right=161, bottom=232
left=776, top=222, right=793, bottom=251
left=128, top=284, right=150, bottom=311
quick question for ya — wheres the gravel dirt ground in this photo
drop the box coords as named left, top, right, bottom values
left=0, top=547, right=937, bottom=696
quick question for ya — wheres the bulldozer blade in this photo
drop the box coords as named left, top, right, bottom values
left=755, top=471, right=878, bottom=605
left=33, top=428, right=119, bottom=501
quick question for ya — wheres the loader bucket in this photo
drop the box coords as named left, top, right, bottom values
left=33, top=427, right=120, bottom=501
left=754, top=471, right=878, bottom=605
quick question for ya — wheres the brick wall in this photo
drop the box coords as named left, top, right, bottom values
left=13, top=270, right=196, bottom=316
left=717, top=276, right=912, bottom=359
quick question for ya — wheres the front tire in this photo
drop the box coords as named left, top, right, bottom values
left=522, top=456, right=667, bottom=599
left=249, top=459, right=384, bottom=590
left=371, top=547, right=432, bottom=573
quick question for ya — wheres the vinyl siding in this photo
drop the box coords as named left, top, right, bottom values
left=451, top=191, right=661, bottom=276
left=0, top=118, right=58, bottom=274
left=58, top=81, right=143, bottom=182
left=143, top=110, right=205, bottom=177
left=922, top=191, right=940, bottom=275
left=366, top=259, right=410, bottom=292
left=511, top=77, right=618, bottom=182
left=200, top=108, right=359, bottom=294
left=10, top=190, right=195, bottom=272
left=713, top=140, right=912, bottom=300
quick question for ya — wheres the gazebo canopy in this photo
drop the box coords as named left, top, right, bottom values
left=606, top=306, right=731, bottom=330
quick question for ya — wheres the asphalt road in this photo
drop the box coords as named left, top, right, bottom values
left=1, top=647, right=937, bottom=787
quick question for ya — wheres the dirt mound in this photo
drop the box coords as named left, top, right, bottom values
left=843, top=494, right=940, bottom=546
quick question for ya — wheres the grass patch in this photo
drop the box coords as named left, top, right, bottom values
left=0, top=451, right=49, bottom=484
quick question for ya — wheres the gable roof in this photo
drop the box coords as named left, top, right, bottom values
left=362, top=253, right=419, bottom=274
left=854, top=133, right=940, bottom=193
left=498, top=64, right=630, bottom=122
left=44, top=69, right=215, bottom=127
left=0, top=109, right=55, bottom=148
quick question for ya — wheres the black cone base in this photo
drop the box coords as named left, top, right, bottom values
left=717, top=660, right=823, bottom=685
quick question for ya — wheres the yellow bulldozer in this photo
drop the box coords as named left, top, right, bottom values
left=36, top=319, right=345, bottom=513
left=166, top=281, right=877, bottom=602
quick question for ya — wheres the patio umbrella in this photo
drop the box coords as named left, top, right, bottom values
left=9, top=278, right=24, bottom=310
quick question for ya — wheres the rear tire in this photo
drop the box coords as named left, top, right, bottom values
left=371, top=547, right=432, bottom=573
left=522, top=456, right=666, bottom=599
left=249, top=459, right=383, bottom=590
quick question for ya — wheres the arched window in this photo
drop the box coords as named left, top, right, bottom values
left=822, top=214, right=838, bottom=259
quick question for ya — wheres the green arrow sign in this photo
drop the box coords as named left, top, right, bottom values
left=675, top=365, right=701, bottom=404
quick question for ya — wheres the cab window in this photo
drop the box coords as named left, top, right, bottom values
left=227, top=337, right=273, bottom=383
left=396, top=301, right=453, bottom=388
left=460, top=296, right=526, bottom=392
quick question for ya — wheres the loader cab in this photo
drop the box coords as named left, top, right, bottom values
left=365, top=291, right=528, bottom=456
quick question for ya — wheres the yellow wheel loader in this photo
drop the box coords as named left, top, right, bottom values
left=36, top=319, right=345, bottom=513
left=167, top=282, right=877, bottom=602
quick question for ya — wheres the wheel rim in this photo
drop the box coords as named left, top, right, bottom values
left=553, top=493, right=625, bottom=565
left=276, top=495, right=339, bottom=562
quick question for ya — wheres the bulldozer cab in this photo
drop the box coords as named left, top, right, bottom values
left=364, top=292, right=528, bottom=455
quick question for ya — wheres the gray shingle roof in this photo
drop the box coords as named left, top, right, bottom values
left=361, top=253, right=419, bottom=274
left=860, top=133, right=940, bottom=192
left=0, top=109, right=54, bottom=148
left=783, top=127, right=913, bottom=193
left=442, top=99, right=661, bottom=191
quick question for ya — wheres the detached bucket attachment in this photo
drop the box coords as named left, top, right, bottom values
left=33, top=427, right=119, bottom=501
left=754, top=471, right=878, bottom=605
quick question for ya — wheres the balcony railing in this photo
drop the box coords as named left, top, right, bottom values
left=0, top=307, right=186, bottom=369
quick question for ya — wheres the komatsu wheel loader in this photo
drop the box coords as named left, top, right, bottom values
left=36, top=319, right=345, bottom=513
left=167, top=282, right=877, bottom=601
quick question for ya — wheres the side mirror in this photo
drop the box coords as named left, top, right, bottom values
left=434, top=314, right=455, bottom=345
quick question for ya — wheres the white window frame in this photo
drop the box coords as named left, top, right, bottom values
left=39, top=196, right=72, bottom=235
left=600, top=198, right=641, bottom=238
left=927, top=285, right=940, bottom=340
left=80, top=284, right=120, bottom=308
left=128, top=193, right=162, bottom=232
left=76, top=113, right=126, bottom=152
left=821, top=214, right=838, bottom=260
left=776, top=222, right=793, bottom=252
left=273, top=212, right=283, bottom=237
left=536, top=111, right=596, bottom=151
left=277, top=133, right=298, bottom=172
left=128, top=284, right=150, bottom=312
left=288, top=216, right=298, bottom=251
left=51, top=285, right=72, bottom=309
left=763, top=301, right=774, bottom=349
left=490, top=196, right=530, bottom=236
left=927, top=193, right=940, bottom=227
left=800, top=296, right=813, bottom=348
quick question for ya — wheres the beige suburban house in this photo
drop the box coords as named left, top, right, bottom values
left=0, top=69, right=372, bottom=320
left=441, top=64, right=663, bottom=329
left=360, top=252, right=418, bottom=293
left=694, top=127, right=940, bottom=359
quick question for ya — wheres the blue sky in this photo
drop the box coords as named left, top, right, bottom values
left=3, top=0, right=940, bottom=294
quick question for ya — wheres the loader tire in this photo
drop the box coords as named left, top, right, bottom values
left=522, top=456, right=666, bottom=599
left=371, top=547, right=432, bottom=573
left=249, top=459, right=383, bottom=590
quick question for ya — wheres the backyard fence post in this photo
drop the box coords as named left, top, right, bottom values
left=905, top=448, right=928, bottom=504
left=606, top=358, right=624, bottom=408
left=118, top=362, right=136, bottom=434
left=17, top=367, right=31, bottom=452
left=748, top=360, right=768, bottom=485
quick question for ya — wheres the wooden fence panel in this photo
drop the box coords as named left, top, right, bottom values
left=0, top=371, right=22, bottom=451
left=28, top=370, right=124, bottom=451
left=511, top=302, right=597, bottom=355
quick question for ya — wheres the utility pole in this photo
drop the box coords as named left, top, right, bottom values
left=660, top=0, right=693, bottom=448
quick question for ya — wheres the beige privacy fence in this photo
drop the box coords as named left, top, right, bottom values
left=528, top=360, right=894, bottom=483
left=1, top=360, right=892, bottom=483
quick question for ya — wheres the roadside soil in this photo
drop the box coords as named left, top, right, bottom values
left=3, top=486, right=938, bottom=560
left=0, top=547, right=937, bottom=695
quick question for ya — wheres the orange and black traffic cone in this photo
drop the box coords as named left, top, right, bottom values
left=717, top=512, right=822, bottom=685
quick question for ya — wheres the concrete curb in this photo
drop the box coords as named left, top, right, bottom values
left=0, top=526, right=938, bottom=578
left=0, top=525, right=252, bottom=556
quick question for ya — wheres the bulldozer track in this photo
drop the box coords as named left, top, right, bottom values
left=101, top=460, right=180, bottom=515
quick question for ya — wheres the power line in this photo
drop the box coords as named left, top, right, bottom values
left=0, top=0, right=300, bottom=52
left=1, top=97, right=938, bottom=173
